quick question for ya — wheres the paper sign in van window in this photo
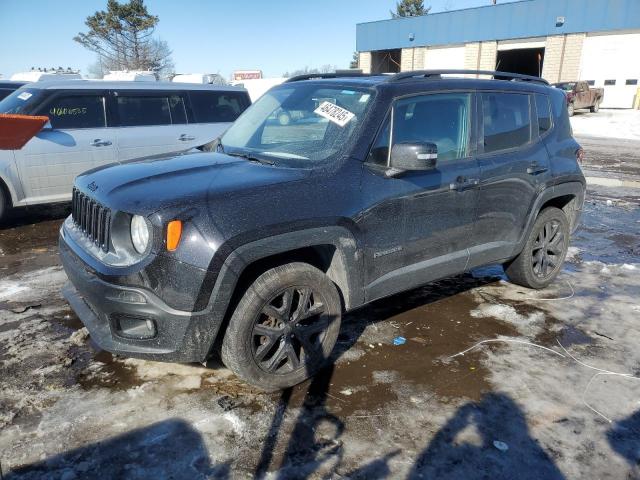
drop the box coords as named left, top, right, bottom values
left=314, top=101, right=355, bottom=127
left=17, top=92, right=32, bottom=101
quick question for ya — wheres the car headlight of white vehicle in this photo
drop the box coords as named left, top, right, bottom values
left=130, top=215, right=150, bottom=254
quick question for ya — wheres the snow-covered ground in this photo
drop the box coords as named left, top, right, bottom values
left=571, top=109, right=640, bottom=141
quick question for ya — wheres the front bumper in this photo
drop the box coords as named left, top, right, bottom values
left=60, top=235, right=223, bottom=363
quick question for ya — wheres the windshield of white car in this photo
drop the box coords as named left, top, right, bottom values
left=220, top=83, right=374, bottom=165
left=0, top=88, right=47, bottom=115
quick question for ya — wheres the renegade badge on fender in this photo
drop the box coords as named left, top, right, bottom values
left=61, top=70, right=586, bottom=391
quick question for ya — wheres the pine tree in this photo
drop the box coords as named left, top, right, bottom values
left=391, top=0, right=431, bottom=18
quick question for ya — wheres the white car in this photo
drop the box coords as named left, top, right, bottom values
left=0, top=81, right=250, bottom=221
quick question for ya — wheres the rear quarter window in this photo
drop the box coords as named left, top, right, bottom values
left=481, top=92, right=531, bottom=153
left=535, top=94, right=552, bottom=135
left=189, top=91, right=250, bottom=123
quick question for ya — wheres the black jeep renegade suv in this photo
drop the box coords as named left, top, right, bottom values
left=60, top=70, right=585, bottom=390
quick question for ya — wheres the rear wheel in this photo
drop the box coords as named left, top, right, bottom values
left=567, top=103, right=575, bottom=117
left=590, top=101, right=600, bottom=113
left=504, top=207, right=570, bottom=289
left=221, top=262, right=342, bottom=391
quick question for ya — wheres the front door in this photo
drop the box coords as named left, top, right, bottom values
left=15, top=92, right=116, bottom=204
left=360, top=92, right=479, bottom=301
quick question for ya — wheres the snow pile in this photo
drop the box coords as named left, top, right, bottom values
left=570, top=109, right=640, bottom=140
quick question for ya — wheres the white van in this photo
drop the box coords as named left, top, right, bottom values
left=0, top=81, right=250, bottom=220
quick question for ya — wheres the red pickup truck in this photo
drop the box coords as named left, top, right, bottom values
left=553, top=81, right=605, bottom=116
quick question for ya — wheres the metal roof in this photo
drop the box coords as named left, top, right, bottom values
left=357, top=0, right=640, bottom=52
left=22, top=80, right=246, bottom=92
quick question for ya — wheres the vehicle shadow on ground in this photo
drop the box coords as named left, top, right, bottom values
left=4, top=419, right=230, bottom=479
left=0, top=203, right=70, bottom=230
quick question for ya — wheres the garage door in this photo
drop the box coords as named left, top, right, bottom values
left=580, top=33, right=640, bottom=108
left=424, top=45, right=465, bottom=71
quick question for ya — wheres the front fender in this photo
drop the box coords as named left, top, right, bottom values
left=203, top=226, right=364, bottom=325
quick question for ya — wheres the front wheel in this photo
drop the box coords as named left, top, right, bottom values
left=221, top=262, right=342, bottom=391
left=504, top=207, right=570, bottom=289
left=0, top=188, right=8, bottom=225
left=567, top=103, right=575, bottom=117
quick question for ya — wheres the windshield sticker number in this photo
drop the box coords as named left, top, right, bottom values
left=314, top=101, right=355, bottom=127
left=17, top=92, right=32, bottom=101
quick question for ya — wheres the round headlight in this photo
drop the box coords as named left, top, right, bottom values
left=130, top=215, right=150, bottom=254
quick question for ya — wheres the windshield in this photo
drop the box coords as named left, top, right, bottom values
left=220, top=84, right=374, bottom=164
left=0, top=88, right=47, bottom=115
left=554, top=83, right=576, bottom=92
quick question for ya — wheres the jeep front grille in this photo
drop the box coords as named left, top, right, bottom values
left=71, top=188, right=111, bottom=252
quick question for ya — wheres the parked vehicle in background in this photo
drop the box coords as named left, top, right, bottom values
left=230, top=77, right=286, bottom=101
left=553, top=81, right=604, bottom=116
left=0, top=81, right=250, bottom=221
left=0, top=81, right=26, bottom=101
left=11, top=68, right=82, bottom=82
left=172, top=73, right=227, bottom=86
left=102, top=70, right=156, bottom=82
left=60, top=70, right=585, bottom=391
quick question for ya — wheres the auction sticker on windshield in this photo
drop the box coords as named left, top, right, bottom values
left=314, top=101, right=355, bottom=127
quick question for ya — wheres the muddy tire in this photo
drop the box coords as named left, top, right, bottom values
left=567, top=103, right=575, bottom=117
left=590, top=101, right=600, bottom=113
left=504, top=207, right=570, bottom=289
left=221, top=262, right=342, bottom=391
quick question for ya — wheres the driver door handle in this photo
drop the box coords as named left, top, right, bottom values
left=450, top=177, right=479, bottom=191
left=90, top=139, right=112, bottom=147
left=179, top=134, right=195, bottom=141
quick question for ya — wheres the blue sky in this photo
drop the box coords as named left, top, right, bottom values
left=0, top=0, right=520, bottom=79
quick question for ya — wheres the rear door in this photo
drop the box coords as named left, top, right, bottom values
left=15, top=90, right=116, bottom=204
left=469, top=90, right=550, bottom=267
left=112, top=90, right=190, bottom=161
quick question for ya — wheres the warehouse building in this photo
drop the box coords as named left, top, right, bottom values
left=356, top=0, right=640, bottom=108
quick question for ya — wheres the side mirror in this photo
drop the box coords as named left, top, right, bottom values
left=387, top=142, right=437, bottom=176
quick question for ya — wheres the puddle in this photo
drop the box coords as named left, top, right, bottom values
left=285, top=277, right=522, bottom=416
left=77, top=348, right=144, bottom=391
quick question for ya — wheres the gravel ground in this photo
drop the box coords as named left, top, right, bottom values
left=0, top=127, right=639, bottom=478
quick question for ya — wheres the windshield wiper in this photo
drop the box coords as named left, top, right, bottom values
left=227, top=151, right=275, bottom=166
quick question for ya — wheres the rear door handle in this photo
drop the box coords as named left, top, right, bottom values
left=449, top=177, right=479, bottom=191
left=90, top=139, right=112, bottom=147
left=179, top=134, right=195, bottom=141
left=527, top=162, right=549, bottom=175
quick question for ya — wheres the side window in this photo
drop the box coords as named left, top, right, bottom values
left=116, top=95, right=172, bottom=127
left=535, top=94, right=552, bottom=135
left=482, top=92, right=531, bottom=154
left=41, top=95, right=106, bottom=129
left=189, top=91, right=249, bottom=123
left=392, top=93, right=471, bottom=162
left=169, top=95, right=187, bottom=124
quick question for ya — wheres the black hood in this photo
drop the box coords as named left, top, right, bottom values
left=75, top=152, right=310, bottom=215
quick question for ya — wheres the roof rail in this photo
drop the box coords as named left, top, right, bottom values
left=285, top=72, right=374, bottom=83
left=386, top=69, right=549, bottom=86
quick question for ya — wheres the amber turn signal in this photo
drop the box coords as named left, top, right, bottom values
left=166, top=220, right=182, bottom=252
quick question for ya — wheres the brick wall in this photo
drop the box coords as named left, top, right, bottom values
left=400, top=47, right=426, bottom=71
left=359, top=52, right=372, bottom=74
left=542, top=33, right=586, bottom=82
left=478, top=41, right=497, bottom=77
